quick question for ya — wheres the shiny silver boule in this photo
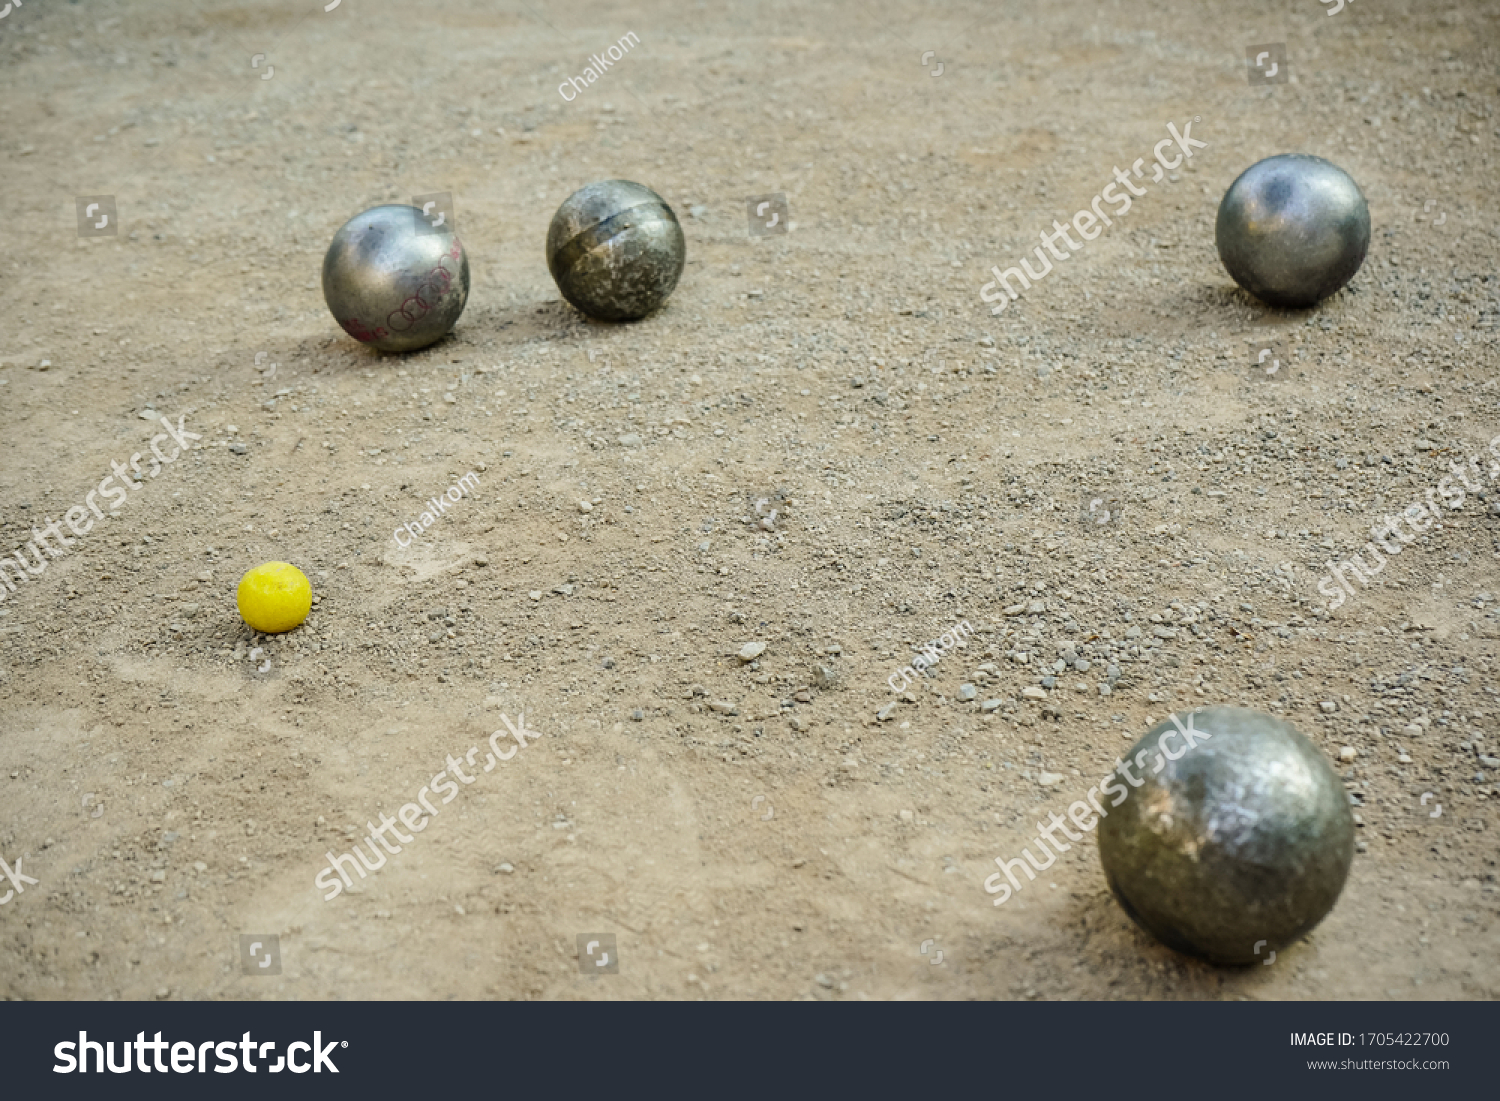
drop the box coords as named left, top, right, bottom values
left=322, top=204, right=470, bottom=353
left=1098, top=706, right=1354, bottom=966
left=1216, top=154, right=1370, bottom=308
left=546, top=180, right=685, bottom=322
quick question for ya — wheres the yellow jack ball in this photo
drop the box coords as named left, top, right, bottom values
left=236, top=562, right=312, bottom=634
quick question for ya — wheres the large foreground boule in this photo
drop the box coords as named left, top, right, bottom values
left=1215, top=154, right=1370, bottom=308
left=546, top=180, right=685, bottom=322
left=322, top=204, right=470, bottom=353
left=1098, top=706, right=1355, bottom=965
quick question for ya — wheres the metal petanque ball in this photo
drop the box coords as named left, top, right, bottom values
left=1098, top=706, right=1354, bottom=966
left=322, top=204, right=470, bottom=353
left=546, top=180, right=685, bottom=322
left=1215, top=154, right=1370, bottom=308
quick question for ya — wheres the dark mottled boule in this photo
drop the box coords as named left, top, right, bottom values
left=1098, top=706, right=1354, bottom=965
left=546, top=180, right=685, bottom=322
left=322, top=204, right=470, bottom=353
left=1215, top=154, right=1370, bottom=308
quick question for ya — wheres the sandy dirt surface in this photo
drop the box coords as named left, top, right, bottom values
left=1, top=0, right=1496, bottom=1001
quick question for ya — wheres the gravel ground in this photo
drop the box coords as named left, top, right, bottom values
left=0, top=0, right=1496, bottom=1000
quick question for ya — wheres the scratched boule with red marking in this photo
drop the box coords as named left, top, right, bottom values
left=321, top=204, right=470, bottom=353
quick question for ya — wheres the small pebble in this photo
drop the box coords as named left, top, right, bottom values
left=738, top=641, right=767, bottom=662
